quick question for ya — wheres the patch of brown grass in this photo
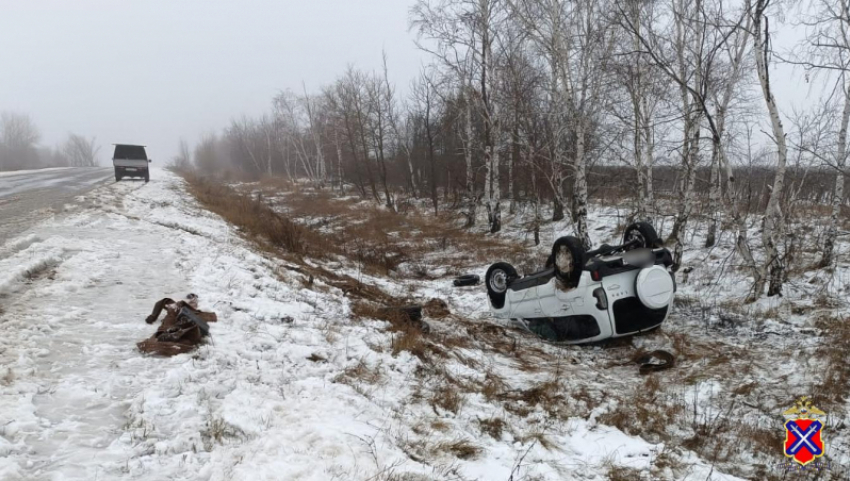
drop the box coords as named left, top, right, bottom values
left=433, top=439, right=481, bottom=460
left=334, top=359, right=383, bottom=386
left=392, top=326, right=428, bottom=359
left=430, top=384, right=464, bottom=414
left=813, top=314, right=850, bottom=412
left=598, top=376, right=685, bottom=443
left=260, top=186, right=531, bottom=274
left=480, top=371, right=508, bottom=401
left=477, top=416, right=507, bottom=439
left=182, top=173, right=317, bottom=257
left=605, top=466, right=644, bottom=481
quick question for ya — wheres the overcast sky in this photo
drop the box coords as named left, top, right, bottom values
left=0, top=1, right=816, bottom=165
left=0, top=0, right=427, bottom=163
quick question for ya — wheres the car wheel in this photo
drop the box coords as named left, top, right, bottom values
left=549, top=236, right=585, bottom=288
left=144, top=171, right=150, bottom=183
left=485, top=262, right=517, bottom=309
left=115, top=173, right=122, bottom=182
left=623, top=222, right=661, bottom=250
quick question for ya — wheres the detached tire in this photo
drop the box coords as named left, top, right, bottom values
left=453, top=275, right=480, bottom=287
left=486, top=262, right=518, bottom=309
left=623, top=222, right=661, bottom=250
left=548, top=236, right=585, bottom=288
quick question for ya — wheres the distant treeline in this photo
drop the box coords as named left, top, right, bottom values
left=0, top=112, right=100, bottom=171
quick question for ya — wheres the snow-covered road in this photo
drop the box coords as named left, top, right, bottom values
left=0, top=169, right=741, bottom=480
left=0, top=167, right=113, bottom=245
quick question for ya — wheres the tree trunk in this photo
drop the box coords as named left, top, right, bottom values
left=706, top=140, right=721, bottom=247
left=820, top=81, right=850, bottom=268
left=573, top=119, right=592, bottom=249
left=753, top=4, right=789, bottom=298
left=425, top=97, right=438, bottom=216
left=464, top=100, right=477, bottom=228
left=668, top=113, right=701, bottom=269
left=633, top=104, right=647, bottom=221
left=644, top=113, right=656, bottom=221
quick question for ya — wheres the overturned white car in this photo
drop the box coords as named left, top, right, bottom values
left=486, top=222, right=675, bottom=344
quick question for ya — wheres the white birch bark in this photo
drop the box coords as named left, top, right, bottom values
left=464, top=97, right=477, bottom=227
left=753, top=0, right=789, bottom=297
left=820, top=80, right=850, bottom=267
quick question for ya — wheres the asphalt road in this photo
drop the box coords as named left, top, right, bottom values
left=0, top=167, right=114, bottom=245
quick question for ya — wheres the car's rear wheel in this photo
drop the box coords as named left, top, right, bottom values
left=144, top=171, right=150, bottom=183
left=486, top=262, right=518, bottom=309
left=115, top=170, right=122, bottom=182
left=548, top=236, right=585, bottom=288
left=623, top=222, right=661, bottom=250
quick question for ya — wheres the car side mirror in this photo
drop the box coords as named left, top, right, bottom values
left=148, top=159, right=153, bottom=163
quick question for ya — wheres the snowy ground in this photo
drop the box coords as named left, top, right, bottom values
left=0, top=169, right=843, bottom=480
left=249, top=183, right=850, bottom=480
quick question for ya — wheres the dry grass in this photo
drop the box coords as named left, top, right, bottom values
left=500, top=380, right=565, bottom=418
left=477, top=416, right=507, bottom=439
left=334, top=359, right=384, bottom=386
left=392, top=326, right=429, bottom=359
left=433, top=439, right=481, bottom=460
left=813, top=314, right=850, bottom=412
left=605, top=466, right=644, bottom=481
left=598, top=376, right=685, bottom=443
left=182, top=173, right=318, bottom=257
left=251, top=186, right=531, bottom=275
left=429, top=384, right=465, bottom=415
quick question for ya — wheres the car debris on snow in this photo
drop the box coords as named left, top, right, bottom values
left=137, top=293, right=218, bottom=356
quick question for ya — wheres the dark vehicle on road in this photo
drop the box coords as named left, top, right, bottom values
left=112, top=144, right=151, bottom=182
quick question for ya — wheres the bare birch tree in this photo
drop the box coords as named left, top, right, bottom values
left=751, top=0, right=790, bottom=297
left=63, top=134, right=100, bottom=167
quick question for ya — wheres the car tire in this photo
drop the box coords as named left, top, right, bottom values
left=486, top=262, right=518, bottom=309
left=549, top=236, right=585, bottom=288
left=115, top=172, right=122, bottom=182
left=144, top=171, right=150, bottom=183
left=453, top=274, right=480, bottom=287
left=623, top=222, right=661, bottom=249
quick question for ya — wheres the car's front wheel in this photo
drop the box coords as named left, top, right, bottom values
left=485, top=262, right=518, bottom=309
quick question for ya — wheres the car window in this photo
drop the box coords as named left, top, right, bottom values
left=113, top=145, right=147, bottom=160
